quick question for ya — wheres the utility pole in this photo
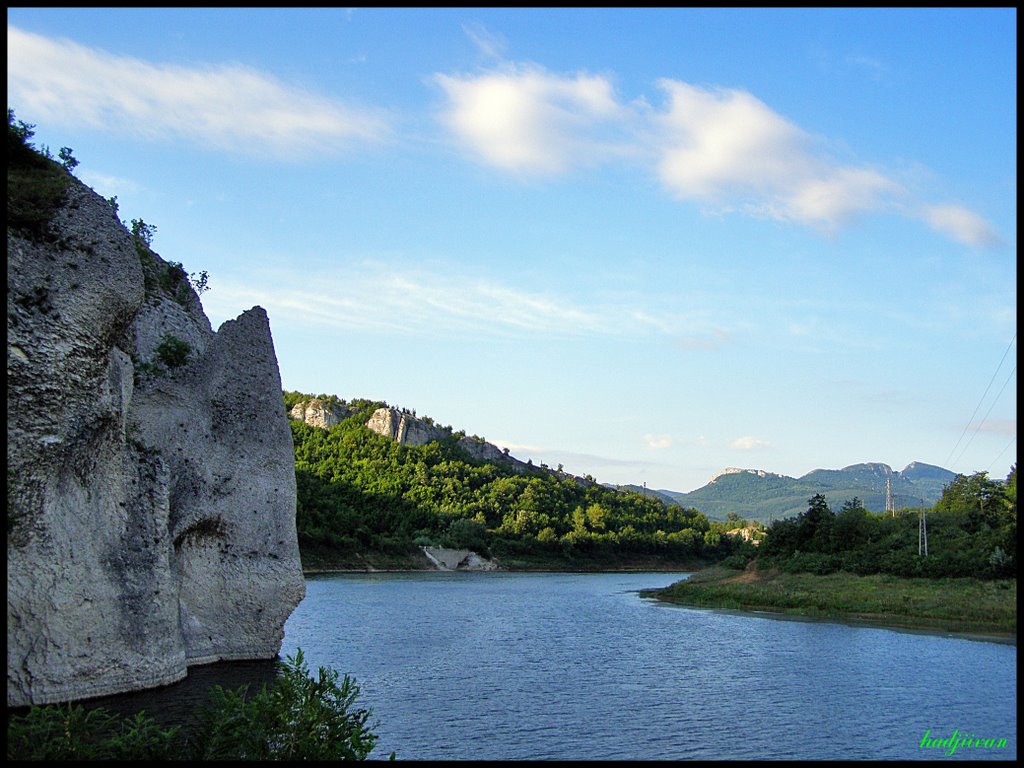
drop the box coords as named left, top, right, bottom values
left=918, top=506, right=928, bottom=557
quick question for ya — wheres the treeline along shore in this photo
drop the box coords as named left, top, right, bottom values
left=644, top=473, right=1016, bottom=640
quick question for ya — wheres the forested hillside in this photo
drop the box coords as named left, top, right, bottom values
left=284, top=392, right=754, bottom=569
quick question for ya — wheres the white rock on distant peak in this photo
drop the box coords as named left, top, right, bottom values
left=708, top=467, right=773, bottom=483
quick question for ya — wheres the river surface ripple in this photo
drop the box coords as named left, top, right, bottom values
left=282, top=571, right=1016, bottom=760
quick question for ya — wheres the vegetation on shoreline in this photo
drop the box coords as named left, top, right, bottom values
left=6, top=650, right=385, bottom=761
left=756, top=469, right=1015, bottom=580
left=645, top=566, right=1016, bottom=636
left=646, top=469, right=1016, bottom=636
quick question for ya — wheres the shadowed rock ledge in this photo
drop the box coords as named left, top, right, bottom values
left=7, top=173, right=305, bottom=707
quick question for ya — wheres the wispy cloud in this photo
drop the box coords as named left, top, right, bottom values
left=673, top=328, right=731, bottom=351
left=433, top=62, right=1000, bottom=247
left=7, top=26, right=391, bottom=159
left=76, top=170, right=142, bottom=199
left=203, top=262, right=727, bottom=342
left=644, top=434, right=673, bottom=450
left=205, top=265, right=605, bottom=338
left=462, top=21, right=508, bottom=61
left=920, top=203, right=1004, bottom=248
left=844, top=54, right=887, bottom=80
left=966, top=419, right=1016, bottom=437
left=490, top=441, right=668, bottom=478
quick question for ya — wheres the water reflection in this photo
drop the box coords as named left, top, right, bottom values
left=18, top=659, right=282, bottom=736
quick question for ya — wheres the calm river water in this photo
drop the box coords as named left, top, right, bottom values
left=281, top=571, right=1016, bottom=760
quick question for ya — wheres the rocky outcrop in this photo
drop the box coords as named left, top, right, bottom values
left=289, top=398, right=349, bottom=429
left=365, top=406, right=530, bottom=468
left=708, top=467, right=782, bottom=484
left=365, top=407, right=445, bottom=447
left=363, top=406, right=595, bottom=488
left=7, top=172, right=305, bottom=706
left=422, top=547, right=499, bottom=571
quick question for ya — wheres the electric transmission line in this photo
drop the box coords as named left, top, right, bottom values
left=944, top=333, right=1016, bottom=471
left=950, top=363, right=1016, bottom=471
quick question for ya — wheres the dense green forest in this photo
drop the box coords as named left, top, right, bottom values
left=753, top=467, right=1016, bottom=579
left=284, top=392, right=756, bottom=569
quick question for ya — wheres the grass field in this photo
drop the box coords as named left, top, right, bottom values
left=644, top=565, right=1016, bottom=638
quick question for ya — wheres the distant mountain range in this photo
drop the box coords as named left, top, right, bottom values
left=618, top=462, right=958, bottom=523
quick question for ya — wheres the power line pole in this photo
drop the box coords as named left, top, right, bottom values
left=918, top=506, right=928, bottom=557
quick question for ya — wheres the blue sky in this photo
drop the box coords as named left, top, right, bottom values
left=8, top=8, right=1016, bottom=494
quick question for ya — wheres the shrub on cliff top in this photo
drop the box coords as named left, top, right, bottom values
left=7, top=108, right=72, bottom=240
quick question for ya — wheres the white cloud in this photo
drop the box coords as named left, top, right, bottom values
left=782, top=167, right=903, bottom=230
left=433, top=64, right=627, bottom=175
left=731, top=436, right=770, bottom=451
left=7, top=26, right=390, bottom=159
left=433, top=64, right=1000, bottom=246
left=920, top=204, right=1004, bottom=248
left=654, top=81, right=813, bottom=202
left=654, top=81, right=905, bottom=231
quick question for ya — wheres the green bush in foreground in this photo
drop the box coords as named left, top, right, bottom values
left=5, top=704, right=180, bottom=760
left=6, top=649, right=385, bottom=761
left=190, top=649, right=380, bottom=760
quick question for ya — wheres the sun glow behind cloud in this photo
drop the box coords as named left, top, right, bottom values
left=434, top=64, right=628, bottom=176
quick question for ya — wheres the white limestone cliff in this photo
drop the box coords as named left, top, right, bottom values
left=363, top=406, right=593, bottom=486
left=7, top=174, right=305, bottom=706
left=289, top=398, right=349, bottom=429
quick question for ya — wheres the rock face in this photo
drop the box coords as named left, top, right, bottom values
left=363, top=406, right=595, bottom=487
left=708, top=467, right=782, bottom=484
left=7, top=174, right=305, bottom=707
left=365, top=407, right=447, bottom=447
left=365, top=406, right=528, bottom=468
left=289, top=398, right=349, bottom=429
left=421, top=547, right=499, bottom=571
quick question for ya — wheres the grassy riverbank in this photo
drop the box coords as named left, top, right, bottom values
left=644, top=565, right=1016, bottom=639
